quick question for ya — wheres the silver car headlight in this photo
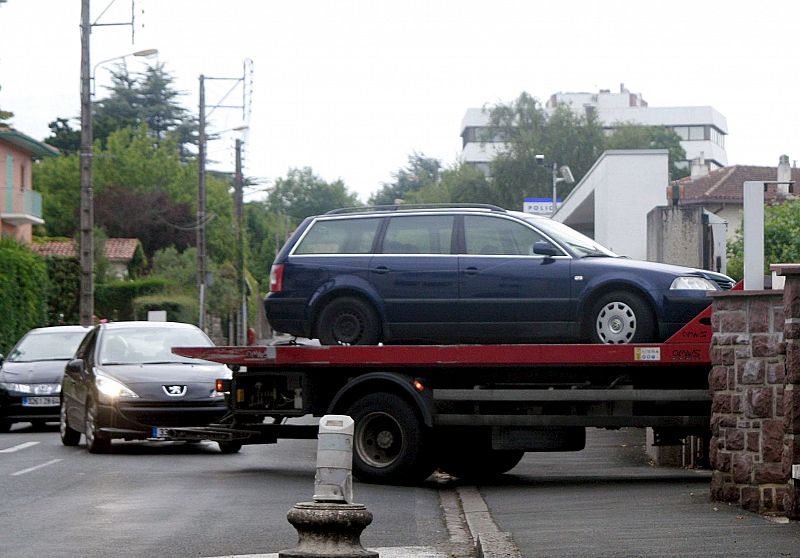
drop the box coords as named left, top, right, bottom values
left=670, top=276, right=717, bottom=291
left=95, top=374, right=139, bottom=399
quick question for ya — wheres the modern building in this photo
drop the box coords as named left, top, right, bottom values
left=0, top=126, right=59, bottom=244
left=460, top=84, right=728, bottom=175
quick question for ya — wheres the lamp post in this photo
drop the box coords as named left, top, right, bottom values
left=91, top=48, right=158, bottom=96
left=551, top=163, right=575, bottom=216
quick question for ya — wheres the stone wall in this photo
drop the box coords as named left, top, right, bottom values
left=709, top=266, right=800, bottom=517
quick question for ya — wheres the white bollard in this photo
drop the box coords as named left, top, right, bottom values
left=313, top=415, right=354, bottom=504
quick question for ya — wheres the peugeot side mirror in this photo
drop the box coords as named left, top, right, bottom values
left=65, top=358, right=85, bottom=378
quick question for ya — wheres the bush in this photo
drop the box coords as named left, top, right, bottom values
left=132, top=294, right=198, bottom=324
left=95, top=277, right=169, bottom=321
left=44, top=256, right=80, bottom=325
left=0, top=238, right=48, bottom=353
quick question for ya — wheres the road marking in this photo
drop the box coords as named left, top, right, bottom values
left=0, top=441, right=39, bottom=453
left=11, top=459, right=62, bottom=476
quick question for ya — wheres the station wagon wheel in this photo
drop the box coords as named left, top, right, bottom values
left=589, top=291, right=655, bottom=344
left=317, top=297, right=381, bottom=345
left=84, top=396, right=111, bottom=453
left=59, top=398, right=81, bottom=446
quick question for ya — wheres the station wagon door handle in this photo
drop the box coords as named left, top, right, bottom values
left=371, top=266, right=389, bottom=274
left=463, top=266, right=479, bottom=275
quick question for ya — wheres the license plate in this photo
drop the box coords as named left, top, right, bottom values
left=151, top=427, right=171, bottom=439
left=22, top=397, right=60, bottom=407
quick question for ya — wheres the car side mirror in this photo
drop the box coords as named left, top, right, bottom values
left=533, top=241, right=559, bottom=257
left=65, top=358, right=85, bottom=378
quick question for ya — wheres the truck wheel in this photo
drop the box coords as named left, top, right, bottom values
left=439, top=449, right=524, bottom=480
left=317, top=297, right=381, bottom=345
left=589, top=291, right=655, bottom=344
left=346, top=392, right=433, bottom=484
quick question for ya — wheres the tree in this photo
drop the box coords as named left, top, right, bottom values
left=604, top=123, right=688, bottom=180
left=267, top=167, right=361, bottom=222
left=0, top=84, right=13, bottom=124
left=486, top=93, right=605, bottom=209
left=44, top=118, right=80, bottom=154
left=369, top=153, right=442, bottom=205
left=727, top=199, right=800, bottom=280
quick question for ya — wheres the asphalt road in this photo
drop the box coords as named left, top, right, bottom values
left=477, top=428, right=800, bottom=558
left=0, top=421, right=458, bottom=558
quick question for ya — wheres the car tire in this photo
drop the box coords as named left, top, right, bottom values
left=218, top=441, right=243, bottom=454
left=346, top=392, right=434, bottom=484
left=0, top=419, right=10, bottom=433
left=84, top=397, right=111, bottom=454
left=589, top=291, right=656, bottom=344
left=317, top=297, right=381, bottom=345
left=60, top=398, right=81, bottom=446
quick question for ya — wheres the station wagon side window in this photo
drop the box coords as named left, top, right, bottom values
left=380, top=215, right=455, bottom=254
left=464, top=215, right=547, bottom=256
left=294, top=217, right=382, bottom=254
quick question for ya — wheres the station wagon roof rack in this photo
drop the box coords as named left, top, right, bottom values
left=325, top=203, right=508, bottom=215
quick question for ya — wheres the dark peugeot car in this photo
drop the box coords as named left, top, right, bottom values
left=0, top=325, right=91, bottom=432
left=60, top=321, right=236, bottom=453
left=264, top=205, right=734, bottom=345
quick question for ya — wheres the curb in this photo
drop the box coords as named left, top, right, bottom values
left=457, top=486, right=523, bottom=558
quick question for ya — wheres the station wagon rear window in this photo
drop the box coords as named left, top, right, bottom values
left=294, top=217, right=381, bottom=255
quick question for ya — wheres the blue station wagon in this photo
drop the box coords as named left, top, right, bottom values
left=264, top=206, right=734, bottom=345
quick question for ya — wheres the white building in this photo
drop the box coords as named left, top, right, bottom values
left=460, top=85, right=728, bottom=175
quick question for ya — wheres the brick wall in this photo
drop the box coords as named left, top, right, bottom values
left=709, top=266, right=800, bottom=517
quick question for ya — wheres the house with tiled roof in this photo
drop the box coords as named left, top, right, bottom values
left=674, top=156, right=799, bottom=240
left=31, top=238, right=144, bottom=279
left=0, top=126, right=59, bottom=244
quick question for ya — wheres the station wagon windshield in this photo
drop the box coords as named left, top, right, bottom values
left=524, top=215, right=617, bottom=258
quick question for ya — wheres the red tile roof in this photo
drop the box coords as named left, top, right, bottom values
left=677, top=165, right=800, bottom=204
left=30, top=238, right=140, bottom=262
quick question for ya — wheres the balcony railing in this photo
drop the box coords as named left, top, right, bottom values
left=1, top=188, right=43, bottom=224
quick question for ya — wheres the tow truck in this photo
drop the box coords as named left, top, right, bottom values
left=171, top=303, right=715, bottom=484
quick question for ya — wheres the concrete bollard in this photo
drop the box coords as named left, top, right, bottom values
left=313, top=415, right=354, bottom=503
left=278, top=415, right=378, bottom=558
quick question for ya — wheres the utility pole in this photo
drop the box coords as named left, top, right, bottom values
left=197, top=75, right=207, bottom=330
left=235, top=139, right=246, bottom=345
left=79, top=0, right=94, bottom=326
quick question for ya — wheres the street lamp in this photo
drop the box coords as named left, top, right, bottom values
left=551, top=163, right=575, bottom=216
left=91, top=48, right=158, bottom=96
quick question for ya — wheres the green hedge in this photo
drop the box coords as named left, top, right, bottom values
left=95, top=277, right=169, bottom=321
left=132, top=294, right=198, bottom=324
left=44, top=256, right=80, bottom=325
left=0, top=238, right=48, bottom=354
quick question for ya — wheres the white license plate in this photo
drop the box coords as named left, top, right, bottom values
left=151, top=427, right=171, bottom=439
left=22, top=397, right=60, bottom=407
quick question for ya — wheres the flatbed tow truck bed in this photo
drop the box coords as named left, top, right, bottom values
left=171, top=305, right=715, bottom=483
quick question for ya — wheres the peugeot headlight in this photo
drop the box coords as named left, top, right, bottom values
left=0, top=382, right=33, bottom=394
left=95, top=374, right=139, bottom=399
left=670, top=276, right=717, bottom=291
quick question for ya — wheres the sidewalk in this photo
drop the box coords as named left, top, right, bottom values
left=476, top=428, right=800, bottom=557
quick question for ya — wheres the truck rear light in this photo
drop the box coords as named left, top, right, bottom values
left=216, top=379, right=231, bottom=393
left=269, top=264, right=284, bottom=292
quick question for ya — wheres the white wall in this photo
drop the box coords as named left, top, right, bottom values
left=555, top=150, right=669, bottom=261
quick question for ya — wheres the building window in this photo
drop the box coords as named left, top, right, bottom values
left=673, top=126, right=689, bottom=140
left=688, top=126, right=705, bottom=141
left=709, top=127, right=725, bottom=148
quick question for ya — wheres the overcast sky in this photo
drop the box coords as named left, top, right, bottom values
left=1, top=0, right=798, bottom=202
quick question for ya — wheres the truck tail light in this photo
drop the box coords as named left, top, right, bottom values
left=269, top=264, right=284, bottom=293
left=215, top=379, right=231, bottom=393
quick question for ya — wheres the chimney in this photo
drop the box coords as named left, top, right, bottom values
left=777, top=154, right=791, bottom=196
left=690, top=153, right=708, bottom=179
